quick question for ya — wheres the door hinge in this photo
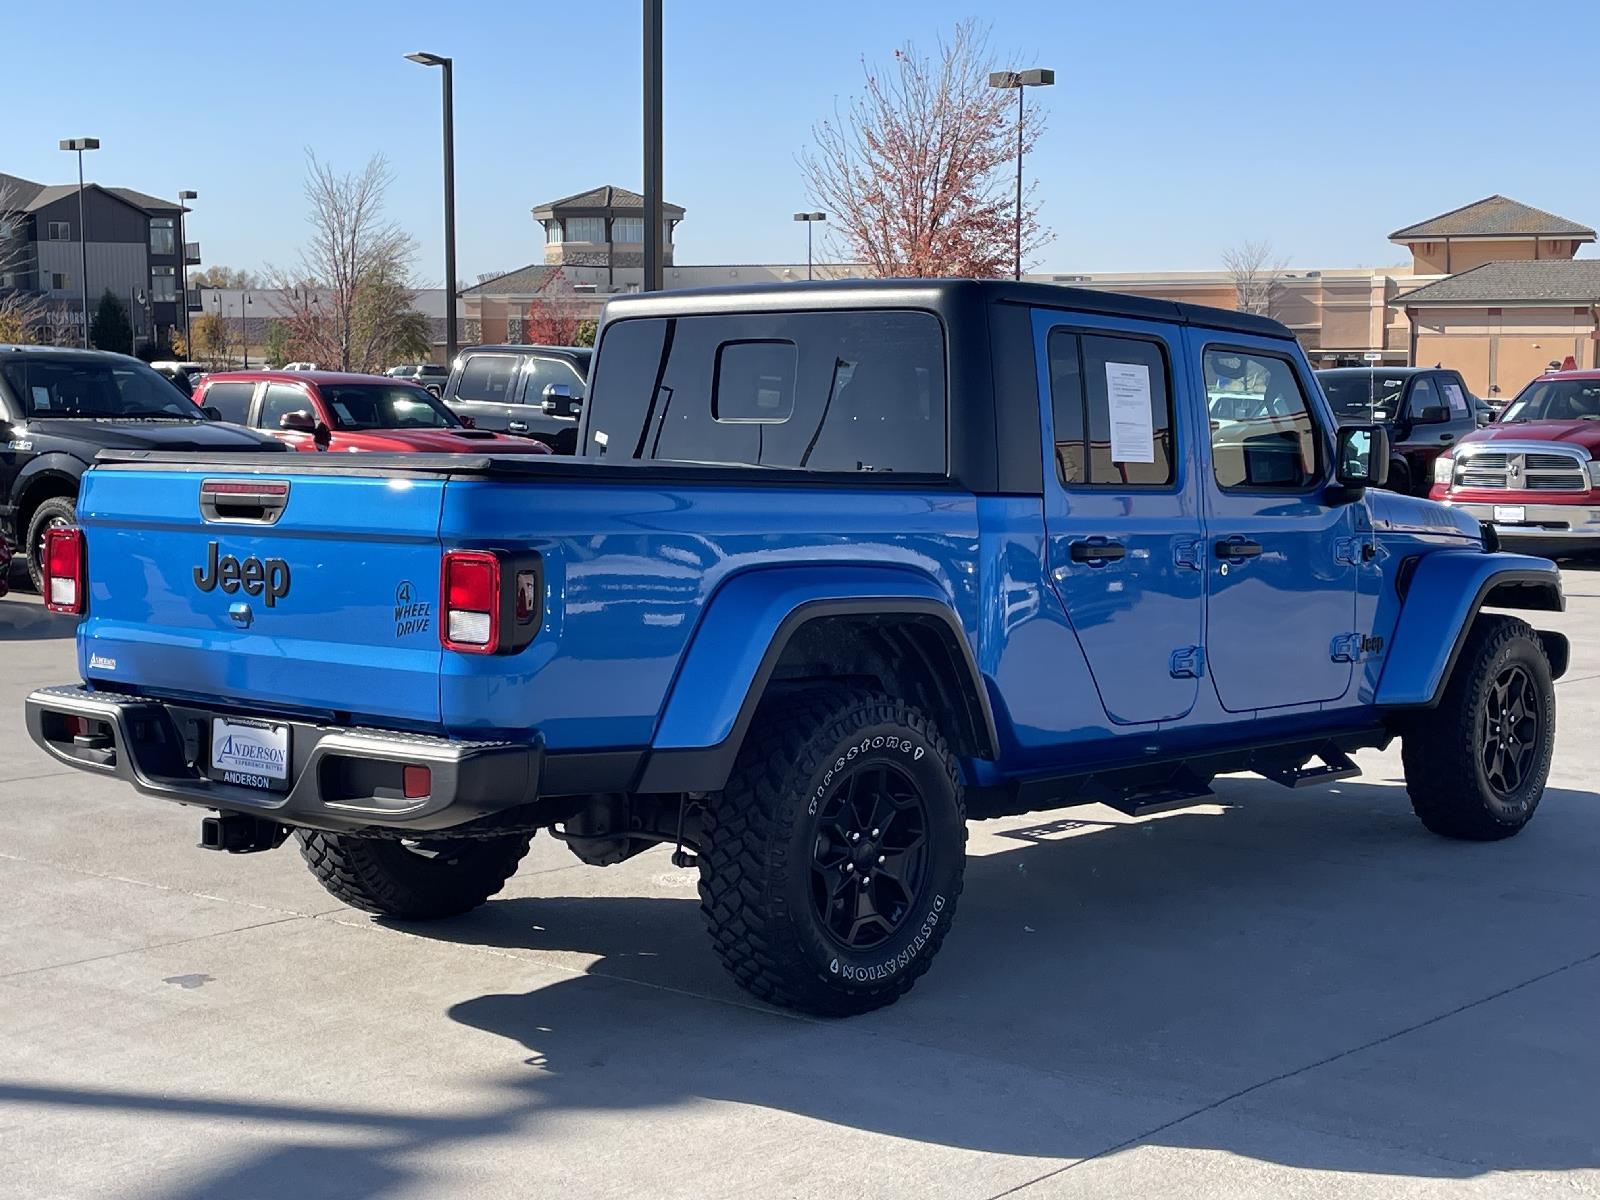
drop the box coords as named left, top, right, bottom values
left=1331, top=632, right=1386, bottom=662
left=1169, top=646, right=1205, bottom=678
left=1173, top=539, right=1204, bottom=570
left=1334, top=537, right=1360, bottom=566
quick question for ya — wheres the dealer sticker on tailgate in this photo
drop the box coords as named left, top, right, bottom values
left=211, top=718, right=290, bottom=790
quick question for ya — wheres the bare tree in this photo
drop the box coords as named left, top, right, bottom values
left=801, top=21, right=1050, bottom=278
left=0, top=179, right=47, bottom=343
left=266, top=153, right=421, bottom=372
left=1222, top=240, right=1288, bottom=318
left=189, top=265, right=261, bottom=289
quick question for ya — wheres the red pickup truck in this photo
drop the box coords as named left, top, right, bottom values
left=194, top=371, right=553, bottom=455
left=1430, top=369, right=1600, bottom=554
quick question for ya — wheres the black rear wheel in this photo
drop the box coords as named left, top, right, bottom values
left=297, top=829, right=532, bottom=919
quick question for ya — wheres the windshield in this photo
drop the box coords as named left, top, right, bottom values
left=1501, top=378, right=1600, bottom=423
left=321, top=383, right=461, bottom=430
left=2, top=357, right=200, bottom=419
left=1318, top=372, right=1407, bottom=423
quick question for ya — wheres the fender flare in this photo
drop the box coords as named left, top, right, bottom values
left=637, top=565, right=998, bottom=794
left=9, top=454, right=86, bottom=535
left=1375, top=550, right=1565, bottom=708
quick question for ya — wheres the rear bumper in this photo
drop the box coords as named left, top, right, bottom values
left=1440, top=499, right=1600, bottom=549
left=25, top=685, right=541, bottom=833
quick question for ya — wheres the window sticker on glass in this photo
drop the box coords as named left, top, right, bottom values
left=1105, top=361, right=1154, bottom=463
left=1442, top=382, right=1467, bottom=413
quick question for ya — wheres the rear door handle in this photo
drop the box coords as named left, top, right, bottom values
left=1215, top=537, right=1263, bottom=561
left=508, top=421, right=529, bottom=434
left=1069, top=538, right=1126, bottom=564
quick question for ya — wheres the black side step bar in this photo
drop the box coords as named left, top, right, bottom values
left=1257, top=744, right=1361, bottom=789
left=1102, top=766, right=1216, bottom=818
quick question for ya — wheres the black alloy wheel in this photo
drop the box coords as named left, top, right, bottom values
left=1480, top=664, right=1541, bottom=799
left=810, top=762, right=929, bottom=952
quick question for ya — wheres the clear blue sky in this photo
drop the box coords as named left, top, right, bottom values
left=9, top=0, right=1597, bottom=284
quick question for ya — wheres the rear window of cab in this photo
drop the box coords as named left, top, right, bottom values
left=582, top=310, right=947, bottom=473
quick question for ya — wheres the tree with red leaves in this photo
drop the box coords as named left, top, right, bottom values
left=521, top=268, right=590, bottom=347
left=801, top=21, right=1049, bottom=279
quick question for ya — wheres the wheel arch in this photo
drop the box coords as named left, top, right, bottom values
left=637, top=567, right=998, bottom=794
left=13, top=458, right=84, bottom=544
left=1376, top=550, right=1566, bottom=708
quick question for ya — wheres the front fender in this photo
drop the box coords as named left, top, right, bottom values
left=1375, top=550, right=1564, bottom=707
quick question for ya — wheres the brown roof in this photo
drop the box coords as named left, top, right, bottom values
left=1390, top=196, right=1595, bottom=241
left=1394, top=259, right=1600, bottom=306
left=531, top=184, right=684, bottom=218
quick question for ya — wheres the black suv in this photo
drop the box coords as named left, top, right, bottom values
left=1316, top=366, right=1483, bottom=496
left=385, top=363, right=450, bottom=397
left=440, top=344, right=591, bottom=454
left=0, top=346, right=278, bottom=589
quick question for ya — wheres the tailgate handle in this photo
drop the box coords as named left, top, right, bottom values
left=200, top=479, right=290, bottom=525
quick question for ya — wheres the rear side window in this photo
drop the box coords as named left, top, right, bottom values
left=1047, top=329, right=1175, bottom=486
left=583, top=310, right=945, bottom=472
left=1204, top=348, right=1319, bottom=490
left=203, top=381, right=255, bottom=424
left=454, top=354, right=519, bottom=403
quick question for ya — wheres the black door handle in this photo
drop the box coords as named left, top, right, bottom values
left=1069, top=538, right=1126, bottom=564
left=1215, top=537, right=1263, bottom=561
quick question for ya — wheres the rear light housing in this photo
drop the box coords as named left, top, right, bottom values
left=44, top=526, right=86, bottom=615
left=439, top=548, right=542, bottom=654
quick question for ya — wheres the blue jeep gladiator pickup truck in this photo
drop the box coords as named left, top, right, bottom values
left=26, top=280, right=1567, bottom=1016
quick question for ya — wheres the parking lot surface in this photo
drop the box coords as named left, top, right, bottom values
left=3, top=564, right=1599, bottom=1199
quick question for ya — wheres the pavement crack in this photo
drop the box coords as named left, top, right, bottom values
left=0, top=849, right=320, bottom=919
left=981, top=943, right=1600, bottom=1198
left=0, top=915, right=308, bottom=981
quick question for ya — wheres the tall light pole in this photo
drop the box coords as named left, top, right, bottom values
left=986, top=70, right=1053, bottom=281
left=403, top=52, right=460, bottom=361
left=642, top=0, right=663, bottom=293
left=59, top=137, right=100, bottom=347
left=177, top=189, right=197, bottom=352
left=793, top=212, right=826, bottom=280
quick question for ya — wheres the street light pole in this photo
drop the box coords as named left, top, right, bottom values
left=793, top=212, right=826, bottom=280
left=643, top=0, right=664, bottom=293
left=59, top=137, right=100, bottom=347
left=406, top=52, right=459, bottom=364
left=986, top=70, right=1052, bottom=281
left=177, top=189, right=197, bottom=353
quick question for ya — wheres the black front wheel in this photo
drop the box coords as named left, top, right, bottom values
left=699, top=688, right=966, bottom=1016
left=1402, top=615, right=1555, bottom=840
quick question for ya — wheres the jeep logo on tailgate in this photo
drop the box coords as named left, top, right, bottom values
left=194, top=541, right=291, bottom=607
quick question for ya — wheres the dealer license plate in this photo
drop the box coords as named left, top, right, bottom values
left=1493, top=505, right=1526, bottom=525
left=210, top=718, right=291, bottom=791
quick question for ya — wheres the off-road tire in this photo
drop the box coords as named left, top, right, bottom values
left=1402, top=614, right=1554, bottom=840
left=25, top=496, right=77, bottom=593
left=296, top=829, right=532, bottom=919
left=699, top=687, right=966, bottom=1016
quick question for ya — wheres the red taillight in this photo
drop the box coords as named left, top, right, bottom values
left=44, top=526, right=86, bottom=615
left=402, top=764, right=432, bottom=798
left=440, top=550, right=500, bottom=653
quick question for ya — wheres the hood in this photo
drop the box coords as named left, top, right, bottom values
left=1456, top=420, right=1600, bottom=452
left=1367, top=489, right=1482, bottom=540
left=24, top=417, right=281, bottom=452
left=344, top=428, right=552, bottom=454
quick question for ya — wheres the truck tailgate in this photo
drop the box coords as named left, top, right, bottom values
left=77, top=465, right=446, bottom=727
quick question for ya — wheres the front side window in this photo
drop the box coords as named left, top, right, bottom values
left=1205, top=348, right=1320, bottom=490
left=151, top=265, right=177, bottom=302
left=583, top=309, right=945, bottom=473
left=1406, top=375, right=1440, bottom=418
left=323, top=384, right=458, bottom=429
left=454, top=354, right=519, bottom=403
left=149, top=217, right=176, bottom=256
left=522, top=356, right=586, bottom=402
left=257, top=383, right=312, bottom=429
left=202, top=381, right=256, bottom=424
left=1048, top=329, right=1174, bottom=486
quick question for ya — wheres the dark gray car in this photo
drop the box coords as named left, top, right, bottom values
left=1316, top=367, right=1481, bottom=495
left=441, top=345, right=592, bottom=454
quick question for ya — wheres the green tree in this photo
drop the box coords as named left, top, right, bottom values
left=89, top=290, right=133, bottom=354
left=574, top=319, right=598, bottom=348
left=264, top=319, right=292, bottom=367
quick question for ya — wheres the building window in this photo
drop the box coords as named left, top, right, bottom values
left=612, top=217, right=644, bottom=243
left=151, top=265, right=177, bottom=302
left=564, top=217, right=606, bottom=243
left=49, top=272, right=71, bottom=290
left=48, top=221, right=70, bottom=241
left=149, top=217, right=176, bottom=255
left=544, top=221, right=563, bottom=244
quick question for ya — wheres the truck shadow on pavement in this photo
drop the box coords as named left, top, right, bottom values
left=4, top=778, right=1598, bottom=1197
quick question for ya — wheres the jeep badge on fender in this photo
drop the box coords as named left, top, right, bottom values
left=193, top=541, right=290, bottom=607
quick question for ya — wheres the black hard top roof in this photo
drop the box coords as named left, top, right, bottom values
left=600, top=278, right=1294, bottom=340
left=462, top=344, right=592, bottom=357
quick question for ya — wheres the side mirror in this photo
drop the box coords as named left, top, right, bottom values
left=542, top=382, right=581, bottom=418
left=1336, top=424, right=1390, bottom=491
left=312, top=421, right=332, bottom=450
left=1412, top=404, right=1451, bottom=425
left=201, top=405, right=222, bottom=422
left=279, top=410, right=316, bottom=432
left=459, top=414, right=477, bottom=428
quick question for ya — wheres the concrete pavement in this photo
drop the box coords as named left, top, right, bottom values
left=2, top=564, right=1598, bottom=1199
